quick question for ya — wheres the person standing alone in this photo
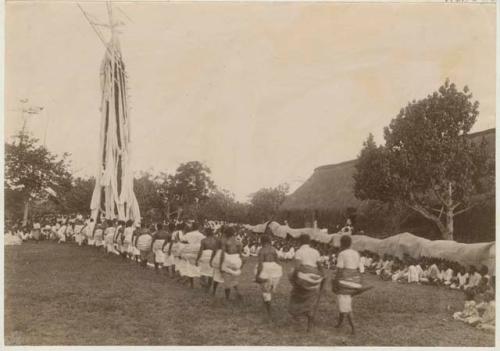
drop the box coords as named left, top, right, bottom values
left=332, top=235, right=372, bottom=335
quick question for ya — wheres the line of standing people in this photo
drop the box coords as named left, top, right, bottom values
left=68, top=217, right=372, bottom=333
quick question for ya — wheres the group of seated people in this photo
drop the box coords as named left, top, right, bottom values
left=6, top=214, right=87, bottom=243
left=358, top=251, right=493, bottom=292
left=355, top=250, right=495, bottom=333
left=452, top=287, right=495, bottom=332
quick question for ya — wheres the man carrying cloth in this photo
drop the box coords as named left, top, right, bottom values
left=288, top=234, right=324, bottom=332
left=255, top=234, right=283, bottom=319
left=181, top=222, right=205, bottom=288
left=219, top=226, right=244, bottom=300
left=150, top=223, right=170, bottom=272
left=135, top=223, right=153, bottom=268
left=332, top=235, right=372, bottom=335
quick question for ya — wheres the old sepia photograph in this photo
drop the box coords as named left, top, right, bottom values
left=3, top=0, right=496, bottom=347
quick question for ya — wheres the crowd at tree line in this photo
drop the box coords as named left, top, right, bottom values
left=11, top=210, right=493, bottom=300
left=5, top=80, right=495, bottom=243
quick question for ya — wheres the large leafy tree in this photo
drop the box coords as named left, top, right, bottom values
left=167, top=161, right=216, bottom=219
left=60, top=177, right=95, bottom=214
left=5, top=133, right=72, bottom=224
left=248, top=183, right=289, bottom=224
left=198, top=189, right=250, bottom=223
left=34, top=176, right=95, bottom=217
left=133, top=172, right=165, bottom=223
left=353, top=134, right=393, bottom=202
left=354, top=80, right=493, bottom=240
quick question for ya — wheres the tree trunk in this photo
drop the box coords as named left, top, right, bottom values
left=166, top=202, right=171, bottom=220
left=390, top=202, right=404, bottom=234
left=434, top=218, right=448, bottom=239
left=407, top=201, right=449, bottom=239
left=443, top=182, right=454, bottom=241
left=444, top=207, right=454, bottom=241
left=22, top=199, right=30, bottom=226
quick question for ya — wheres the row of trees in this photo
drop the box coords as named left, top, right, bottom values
left=6, top=80, right=494, bottom=241
left=4, top=134, right=290, bottom=225
left=121, top=168, right=289, bottom=224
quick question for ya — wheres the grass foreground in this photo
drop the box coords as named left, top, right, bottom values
left=4, top=241, right=495, bottom=346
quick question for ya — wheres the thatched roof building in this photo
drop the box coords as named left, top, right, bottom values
left=281, top=128, right=495, bottom=213
left=280, top=160, right=360, bottom=212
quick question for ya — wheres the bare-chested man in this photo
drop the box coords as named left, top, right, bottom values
left=196, top=227, right=218, bottom=292
left=219, top=226, right=244, bottom=300
left=255, top=234, right=283, bottom=319
left=209, top=230, right=224, bottom=296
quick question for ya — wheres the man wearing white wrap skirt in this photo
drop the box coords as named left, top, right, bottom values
left=31, top=221, right=41, bottom=241
left=255, top=234, right=283, bottom=318
left=209, top=234, right=224, bottom=296
left=85, top=218, right=95, bottom=246
left=122, top=220, right=134, bottom=258
left=113, top=221, right=125, bottom=256
left=94, top=223, right=105, bottom=248
left=57, top=223, right=67, bottom=243
left=170, top=224, right=186, bottom=278
left=162, top=222, right=176, bottom=277
left=42, top=224, right=52, bottom=241
left=150, top=223, right=170, bottom=272
left=196, top=227, right=218, bottom=292
left=65, top=223, right=74, bottom=242
left=219, top=226, right=244, bottom=300
left=134, top=224, right=153, bottom=268
left=288, top=234, right=324, bottom=332
left=408, top=260, right=424, bottom=283
left=130, top=226, right=141, bottom=263
left=181, top=222, right=205, bottom=288
left=74, top=220, right=85, bottom=246
left=104, top=220, right=118, bottom=255
left=333, top=235, right=372, bottom=335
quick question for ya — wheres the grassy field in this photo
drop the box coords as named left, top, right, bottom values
left=4, top=241, right=495, bottom=346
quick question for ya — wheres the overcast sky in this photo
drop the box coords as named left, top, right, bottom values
left=5, top=2, right=496, bottom=201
